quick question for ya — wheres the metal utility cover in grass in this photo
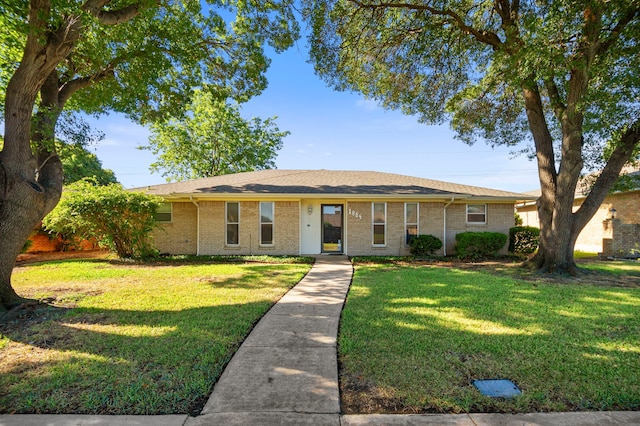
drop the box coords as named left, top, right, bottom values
left=473, top=379, right=522, bottom=398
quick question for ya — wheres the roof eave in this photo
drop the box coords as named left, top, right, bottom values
left=155, top=192, right=533, bottom=203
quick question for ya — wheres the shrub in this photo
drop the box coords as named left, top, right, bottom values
left=509, top=226, right=540, bottom=254
left=514, top=212, right=523, bottom=226
left=20, top=238, right=33, bottom=254
left=409, top=234, right=443, bottom=258
left=43, top=180, right=161, bottom=259
left=455, top=232, right=508, bottom=260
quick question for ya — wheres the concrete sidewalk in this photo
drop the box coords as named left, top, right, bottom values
left=2, top=255, right=640, bottom=425
left=188, top=255, right=352, bottom=426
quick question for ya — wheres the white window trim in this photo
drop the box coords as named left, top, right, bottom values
left=156, top=202, right=173, bottom=223
left=466, top=204, right=487, bottom=224
left=226, top=202, right=240, bottom=246
left=405, top=202, right=419, bottom=245
left=372, top=202, right=387, bottom=247
left=259, top=201, right=275, bottom=246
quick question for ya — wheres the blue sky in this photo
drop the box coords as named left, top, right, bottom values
left=89, top=41, right=541, bottom=193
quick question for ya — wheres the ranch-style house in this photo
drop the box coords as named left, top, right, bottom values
left=137, top=169, right=534, bottom=257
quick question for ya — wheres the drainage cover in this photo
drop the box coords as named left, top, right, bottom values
left=472, top=379, right=521, bottom=398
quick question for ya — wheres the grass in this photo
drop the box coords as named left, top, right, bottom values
left=339, top=261, right=640, bottom=414
left=0, top=258, right=311, bottom=415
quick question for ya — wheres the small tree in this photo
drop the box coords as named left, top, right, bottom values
left=43, top=180, right=160, bottom=258
left=143, top=90, right=289, bottom=181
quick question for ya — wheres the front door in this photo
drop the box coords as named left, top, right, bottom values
left=322, top=204, right=343, bottom=253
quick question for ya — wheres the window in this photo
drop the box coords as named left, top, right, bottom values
left=405, top=203, right=418, bottom=244
left=260, top=202, right=274, bottom=245
left=467, top=204, right=487, bottom=224
left=226, top=202, right=240, bottom=245
left=155, top=203, right=172, bottom=222
left=372, top=202, right=386, bottom=246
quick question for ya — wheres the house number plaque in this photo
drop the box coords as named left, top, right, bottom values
left=348, top=208, right=362, bottom=220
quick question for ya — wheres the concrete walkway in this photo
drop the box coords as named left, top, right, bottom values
left=188, top=255, right=352, bottom=426
left=2, top=255, right=640, bottom=425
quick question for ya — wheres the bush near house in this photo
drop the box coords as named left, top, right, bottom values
left=455, top=232, right=508, bottom=260
left=509, top=226, right=540, bottom=255
left=43, top=180, right=161, bottom=259
left=409, top=234, right=443, bottom=258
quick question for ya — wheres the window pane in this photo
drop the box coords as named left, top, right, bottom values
left=227, top=224, right=239, bottom=245
left=155, top=203, right=172, bottom=222
left=261, top=202, right=273, bottom=223
left=156, top=212, right=172, bottom=222
left=467, top=204, right=485, bottom=214
left=373, top=224, right=385, bottom=245
left=468, top=214, right=486, bottom=223
left=406, top=203, right=417, bottom=223
left=227, top=203, right=239, bottom=222
left=261, top=224, right=273, bottom=245
left=467, top=204, right=486, bottom=223
left=373, top=203, right=385, bottom=223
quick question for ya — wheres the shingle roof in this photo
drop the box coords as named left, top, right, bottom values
left=133, top=169, right=534, bottom=200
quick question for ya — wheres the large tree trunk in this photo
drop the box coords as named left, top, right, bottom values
left=0, top=76, right=64, bottom=308
left=0, top=2, right=76, bottom=309
left=527, top=117, right=640, bottom=275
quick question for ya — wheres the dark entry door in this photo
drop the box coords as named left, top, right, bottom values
left=322, top=204, right=343, bottom=253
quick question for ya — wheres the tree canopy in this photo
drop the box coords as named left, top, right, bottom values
left=0, top=0, right=299, bottom=308
left=144, top=89, right=289, bottom=181
left=305, top=0, right=640, bottom=273
left=58, top=143, right=117, bottom=186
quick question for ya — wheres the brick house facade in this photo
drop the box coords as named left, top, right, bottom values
left=139, top=170, right=532, bottom=257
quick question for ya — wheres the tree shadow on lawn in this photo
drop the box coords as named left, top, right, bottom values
left=340, top=266, right=640, bottom=414
left=0, top=301, right=273, bottom=415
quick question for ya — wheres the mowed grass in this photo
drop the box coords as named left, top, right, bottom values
left=1, top=258, right=311, bottom=415
left=340, top=262, right=640, bottom=414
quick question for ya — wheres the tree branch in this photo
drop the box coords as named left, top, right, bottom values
left=575, top=118, right=640, bottom=230
left=595, top=8, right=640, bottom=56
left=544, top=78, right=566, bottom=122
left=82, top=0, right=157, bottom=25
left=348, top=0, right=503, bottom=47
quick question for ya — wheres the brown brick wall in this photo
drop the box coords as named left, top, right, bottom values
left=199, top=201, right=225, bottom=254
left=166, top=200, right=300, bottom=256
left=603, top=219, right=640, bottom=257
left=154, top=202, right=198, bottom=254
left=158, top=199, right=515, bottom=257
left=445, top=203, right=514, bottom=255
left=345, top=201, right=513, bottom=256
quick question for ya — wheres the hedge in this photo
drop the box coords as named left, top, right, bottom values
left=509, top=226, right=540, bottom=254
left=455, top=231, right=508, bottom=260
left=409, top=234, right=443, bottom=258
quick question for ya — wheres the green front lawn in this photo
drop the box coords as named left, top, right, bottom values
left=340, top=261, right=640, bottom=413
left=0, top=258, right=311, bottom=415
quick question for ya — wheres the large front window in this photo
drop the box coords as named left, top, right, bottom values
left=260, top=202, right=274, bottom=245
left=373, top=202, right=386, bottom=246
left=405, top=203, right=418, bottom=244
left=226, top=202, right=239, bottom=245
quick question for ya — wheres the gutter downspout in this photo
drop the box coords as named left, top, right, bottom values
left=443, top=197, right=455, bottom=257
left=190, top=196, right=200, bottom=256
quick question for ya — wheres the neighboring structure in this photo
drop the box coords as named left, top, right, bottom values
left=136, top=170, right=534, bottom=257
left=517, top=169, right=640, bottom=257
